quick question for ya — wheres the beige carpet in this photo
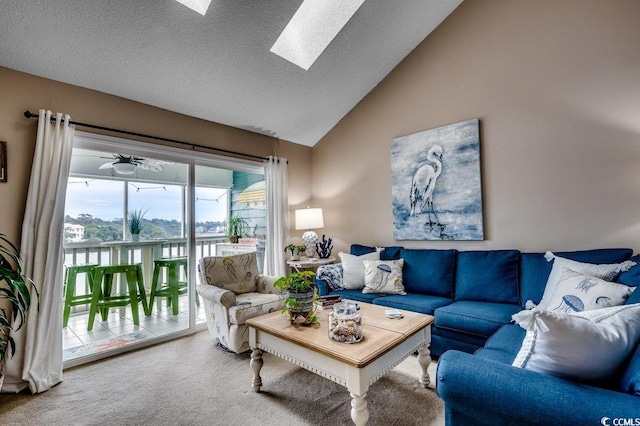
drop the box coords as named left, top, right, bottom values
left=0, top=331, right=444, bottom=425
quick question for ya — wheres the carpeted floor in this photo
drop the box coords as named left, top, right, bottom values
left=0, top=331, right=444, bottom=425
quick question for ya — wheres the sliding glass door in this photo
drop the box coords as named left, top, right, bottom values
left=62, top=131, right=266, bottom=366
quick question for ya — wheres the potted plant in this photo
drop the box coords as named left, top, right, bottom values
left=273, top=271, right=319, bottom=325
left=0, top=234, right=38, bottom=389
left=284, top=243, right=306, bottom=261
left=128, top=208, right=148, bottom=242
left=227, top=216, right=248, bottom=243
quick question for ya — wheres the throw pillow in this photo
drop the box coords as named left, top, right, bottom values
left=199, top=252, right=259, bottom=294
left=546, top=268, right=635, bottom=312
left=362, top=259, right=406, bottom=295
left=511, top=304, right=640, bottom=382
left=339, top=250, right=381, bottom=290
left=534, top=251, right=636, bottom=310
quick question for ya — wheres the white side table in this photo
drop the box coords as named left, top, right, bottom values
left=286, top=256, right=336, bottom=272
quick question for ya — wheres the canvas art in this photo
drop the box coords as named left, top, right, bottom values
left=391, top=119, right=484, bottom=240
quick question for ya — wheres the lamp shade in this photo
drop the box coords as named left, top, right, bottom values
left=295, top=208, right=324, bottom=230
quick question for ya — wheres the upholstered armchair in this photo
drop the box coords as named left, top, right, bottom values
left=197, top=252, right=285, bottom=354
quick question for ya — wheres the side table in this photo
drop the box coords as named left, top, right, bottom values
left=286, top=256, right=336, bottom=272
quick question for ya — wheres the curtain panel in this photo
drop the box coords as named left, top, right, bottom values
left=263, top=156, right=289, bottom=277
left=3, top=110, right=73, bottom=393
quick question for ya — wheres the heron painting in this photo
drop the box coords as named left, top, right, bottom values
left=391, top=119, right=484, bottom=240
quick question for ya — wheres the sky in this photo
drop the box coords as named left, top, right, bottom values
left=65, top=179, right=228, bottom=223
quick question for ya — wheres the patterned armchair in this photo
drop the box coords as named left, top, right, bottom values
left=197, top=252, right=285, bottom=354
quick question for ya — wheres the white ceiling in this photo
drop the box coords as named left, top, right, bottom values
left=0, top=0, right=462, bottom=147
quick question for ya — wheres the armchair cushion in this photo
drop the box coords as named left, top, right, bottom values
left=229, top=292, right=286, bottom=325
left=199, top=252, right=259, bottom=294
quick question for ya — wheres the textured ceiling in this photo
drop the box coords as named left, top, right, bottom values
left=0, top=0, right=462, bottom=146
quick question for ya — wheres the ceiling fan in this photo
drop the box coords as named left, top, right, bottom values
left=98, top=154, right=169, bottom=175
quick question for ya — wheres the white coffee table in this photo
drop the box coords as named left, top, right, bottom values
left=246, top=302, right=434, bottom=426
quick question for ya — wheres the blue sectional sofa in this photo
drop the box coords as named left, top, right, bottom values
left=315, top=244, right=640, bottom=425
left=315, top=244, right=636, bottom=356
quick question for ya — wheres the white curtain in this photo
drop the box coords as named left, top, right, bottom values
left=263, top=156, right=289, bottom=277
left=3, top=110, right=73, bottom=393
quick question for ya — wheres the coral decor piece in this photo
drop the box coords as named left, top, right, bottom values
left=316, top=234, right=333, bottom=259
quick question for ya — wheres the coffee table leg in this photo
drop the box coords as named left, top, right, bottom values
left=350, top=392, right=369, bottom=426
left=250, top=348, right=263, bottom=392
left=417, top=344, right=432, bottom=388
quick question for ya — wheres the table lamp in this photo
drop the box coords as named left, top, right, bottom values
left=295, top=208, right=324, bottom=258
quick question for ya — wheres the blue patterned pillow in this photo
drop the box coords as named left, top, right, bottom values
left=316, top=264, right=344, bottom=291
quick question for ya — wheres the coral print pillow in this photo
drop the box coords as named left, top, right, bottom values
left=546, top=268, right=635, bottom=313
left=362, top=259, right=406, bottom=295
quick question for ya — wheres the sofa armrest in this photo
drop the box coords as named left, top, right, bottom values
left=436, top=350, right=640, bottom=426
left=196, top=284, right=236, bottom=309
left=256, top=274, right=283, bottom=295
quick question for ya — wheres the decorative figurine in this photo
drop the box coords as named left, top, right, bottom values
left=316, top=234, right=333, bottom=259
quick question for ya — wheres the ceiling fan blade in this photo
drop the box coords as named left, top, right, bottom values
left=98, top=162, right=115, bottom=170
left=133, top=161, right=162, bottom=172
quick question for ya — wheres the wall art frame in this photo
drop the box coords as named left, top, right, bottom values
left=391, top=118, right=484, bottom=241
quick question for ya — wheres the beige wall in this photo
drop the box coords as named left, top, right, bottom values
left=312, top=0, right=640, bottom=254
left=0, top=66, right=312, bottom=246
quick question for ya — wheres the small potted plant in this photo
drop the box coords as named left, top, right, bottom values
left=284, top=243, right=306, bottom=261
left=128, top=208, right=148, bottom=242
left=227, top=216, right=248, bottom=244
left=273, top=271, right=319, bottom=325
left=0, top=234, right=38, bottom=390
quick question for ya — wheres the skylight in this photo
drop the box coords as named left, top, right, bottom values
left=270, top=0, right=365, bottom=71
left=174, top=0, right=212, bottom=16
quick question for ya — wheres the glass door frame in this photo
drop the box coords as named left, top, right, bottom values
left=66, top=131, right=264, bottom=367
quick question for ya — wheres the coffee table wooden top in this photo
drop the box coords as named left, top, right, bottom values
left=246, top=302, right=434, bottom=368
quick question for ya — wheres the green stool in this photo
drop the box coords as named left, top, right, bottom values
left=88, top=263, right=149, bottom=331
left=63, top=264, right=98, bottom=327
left=148, top=257, right=198, bottom=316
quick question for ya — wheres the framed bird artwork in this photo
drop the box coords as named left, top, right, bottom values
left=391, top=119, right=484, bottom=241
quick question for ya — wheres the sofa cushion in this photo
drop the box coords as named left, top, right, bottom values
left=620, top=344, right=640, bottom=396
left=537, top=252, right=636, bottom=310
left=372, top=293, right=452, bottom=315
left=362, top=259, right=405, bottom=294
left=473, top=347, right=517, bottom=365
left=351, top=244, right=402, bottom=260
left=617, top=255, right=640, bottom=305
left=434, top=301, right=522, bottom=338
left=339, top=250, right=380, bottom=289
left=484, top=324, right=526, bottom=353
left=512, top=304, right=640, bottom=382
left=455, top=250, right=520, bottom=304
left=546, top=268, right=635, bottom=312
left=401, top=248, right=456, bottom=298
left=327, top=289, right=380, bottom=304
left=520, top=248, right=633, bottom=308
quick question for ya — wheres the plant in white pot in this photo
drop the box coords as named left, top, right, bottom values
left=0, top=234, right=38, bottom=389
left=128, top=208, right=148, bottom=242
left=284, top=244, right=306, bottom=261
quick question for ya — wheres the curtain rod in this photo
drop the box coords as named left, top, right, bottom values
left=23, top=110, right=282, bottom=163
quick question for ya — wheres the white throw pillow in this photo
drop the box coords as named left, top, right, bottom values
left=512, top=304, right=640, bottom=381
left=339, top=251, right=381, bottom=290
left=535, top=251, right=636, bottom=310
left=362, top=259, right=406, bottom=295
left=546, top=268, right=635, bottom=312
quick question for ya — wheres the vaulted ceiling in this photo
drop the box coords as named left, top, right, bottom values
left=0, top=0, right=462, bottom=146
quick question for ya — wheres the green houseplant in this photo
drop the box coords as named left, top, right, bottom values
left=0, top=234, right=38, bottom=387
left=128, top=208, right=148, bottom=241
left=227, top=216, right=248, bottom=243
left=284, top=244, right=306, bottom=261
left=273, top=271, right=319, bottom=325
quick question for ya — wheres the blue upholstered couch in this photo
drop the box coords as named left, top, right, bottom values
left=315, top=245, right=640, bottom=425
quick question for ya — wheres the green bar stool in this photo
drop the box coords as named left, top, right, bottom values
left=87, top=263, right=149, bottom=331
left=63, top=264, right=99, bottom=327
left=148, top=257, right=197, bottom=316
